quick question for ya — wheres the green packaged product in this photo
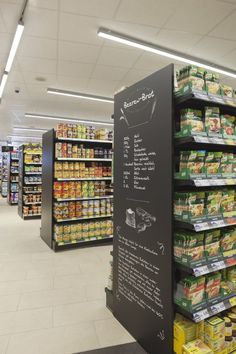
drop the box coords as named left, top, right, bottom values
left=174, top=192, right=205, bottom=221
left=179, top=150, right=206, bottom=177
left=204, top=230, right=221, bottom=258
left=177, top=65, right=205, bottom=93
left=180, top=109, right=204, bottom=135
left=205, top=152, right=222, bottom=175
left=205, top=191, right=222, bottom=217
left=205, top=72, right=220, bottom=95
left=183, top=276, right=205, bottom=306
left=221, top=189, right=236, bottom=216
left=205, top=107, right=221, bottom=136
left=205, top=272, right=221, bottom=300
left=220, top=153, right=234, bottom=175
left=220, top=228, right=236, bottom=252
left=221, top=84, right=233, bottom=98
left=174, top=231, right=204, bottom=263
left=221, top=115, right=236, bottom=137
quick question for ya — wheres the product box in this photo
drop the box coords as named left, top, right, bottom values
left=221, top=228, right=236, bottom=253
left=221, top=189, right=236, bottom=217
left=177, top=66, right=205, bottom=94
left=174, top=192, right=205, bottom=221
left=221, top=84, right=233, bottom=98
left=205, top=191, right=222, bottom=218
left=204, top=316, right=225, bottom=338
left=205, top=107, right=221, bottom=137
left=205, top=152, right=222, bottom=177
left=205, top=230, right=221, bottom=259
left=174, top=231, right=205, bottom=264
left=205, top=272, right=221, bottom=300
left=205, top=72, right=220, bottom=95
left=175, top=276, right=206, bottom=309
left=178, top=150, right=206, bottom=178
left=220, top=153, right=235, bottom=176
left=174, top=314, right=197, bottom=354
left=182, top=339, right=213, bottom=354
left=221, top=115, right=236, bottom=138
left=179, top=109, right=205, bottom=136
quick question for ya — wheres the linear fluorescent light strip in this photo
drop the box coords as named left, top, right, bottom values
left=0, top=22, right=24, bottom=99
left=7, top=135, right=42, bottom=140
left=13, top=127, right=47, bottom=133
left=25, top=113, right=114, bottom=126
left=47, top=88, right=114, bottom=103
left=98, top=28, right=236, bottom=79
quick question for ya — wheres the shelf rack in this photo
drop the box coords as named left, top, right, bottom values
left=109, top=65, right=236, bottom=354
left=1, top=146, right=13, bottom=197
left=41, top=129, right=113, bottom=251
left=18, top=144, right=42, bottom=220
left=7, top=151, right=19, bottom=205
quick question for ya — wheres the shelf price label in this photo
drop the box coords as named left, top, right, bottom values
left=208, top=261, right=225, bottom=272
left=193, top=309, right=209, bottom=322
left=194, top=179, right=210, bottom=187
left=209, top=219, right=225, bottom=228
left=210, top=302, right=225, bottom=315
left=193, top=265, right=209, bottom=277
left=194, top=222, right=209, bottom=232
left=193, top=136, right=209, bottom=144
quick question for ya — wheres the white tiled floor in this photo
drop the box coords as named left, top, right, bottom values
left=0, top=198, right=133, bottom=354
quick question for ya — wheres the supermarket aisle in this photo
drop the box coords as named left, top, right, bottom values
left=0, top=198, right=133, bottom=354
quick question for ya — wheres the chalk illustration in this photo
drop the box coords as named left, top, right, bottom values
left=125, top=207, right=156, bottom=233
left=120, top=108, right=130, bottom=126
left=157, top=330, right=165, bottom=341
left=157, top=241, right=165, bottom=256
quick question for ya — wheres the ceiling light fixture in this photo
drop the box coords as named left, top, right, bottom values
left=13, top=127, right=48, bottom=133
left=97, top=28, right=236, bottom=79
left=7, top=135, right=42, bottom=140
left=25, top=113, right=114, bottom=126
left=47, top=88, right=114, bottom=103
left=0, top=0, right=27, bottom=101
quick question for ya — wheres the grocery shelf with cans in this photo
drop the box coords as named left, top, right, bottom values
left=40, top=124, right=114, bottom=251
left=18, top=144, right=42, bottom=220
left=7, top=150, right=19, bottom=205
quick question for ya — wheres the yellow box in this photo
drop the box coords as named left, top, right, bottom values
left=182, top=339, right=213, bottom=354
left=205, top=316, right=225, bottom=338
left=204, top=333, right=225, bottom=351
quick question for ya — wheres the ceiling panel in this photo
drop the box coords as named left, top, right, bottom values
left=91, top=64, right=128, bottom=81
left=58, top=41, right=100, bottom=64
left=120, top=68, right=155, bottom=87
left=21, top=71, right=57, bottom=86
left=115, top=0, right=180, bottom=27
left=134, top=52, right=172, bottom=71
left=7, top=69, right=25, bottom=84
left=156, top=29, right=202, bottom=52
left=59, top=12, right=104, bottom=45
left=97, top=46, right=142, bottom=68
left=24, top=6, right=58, bottom=39
left=60, top=0, right=120, bottom=19
left=0, top=1, right=23, bottom=33
left=28, top=0, right=58, bottom=10
left=57, top=61, right=94, bottom=78
left=17, top=36, right=57, bottom=59
left=86, top=78, right=120, bottom=96
left=18, top=57, right=57, bottom=74
left=164, top=0, right=235, bottom=35
left=0, top=33, right=15, bottom=56
left=56, top=75, right=89, bottom=92
left=209, top=11, right=236, bottom=41
left=190, top=36, right=236, bottom=63
left=222, top=48, right=236, bottom=68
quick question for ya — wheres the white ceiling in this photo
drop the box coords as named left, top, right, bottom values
left=0, top=0, right=236, bottom=140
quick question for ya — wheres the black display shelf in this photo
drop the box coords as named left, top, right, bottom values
left=18, top=144, right=42, bottom=220
left=175, top=253, right=236, bottom=277
left=7, top=151, right=19, bottom=205
left=175, top=89, right=236, bottom=112
left=41, top=129, right=113, bottom=251
left=175, top=216, right=236, bottom=232
left=175, top=293, right=236, bottom=323
left=1, top=146, right=13, bottom=197
left=175, top=177, right=236, bottom=188
left=175, top=135, right=236, bottom=152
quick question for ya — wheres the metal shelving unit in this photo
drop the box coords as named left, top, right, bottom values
left=18, top=144, right=42, bottom=220
left=7, top=151, right=19, bottom=205
left=41, top=129, right=114, bottom=251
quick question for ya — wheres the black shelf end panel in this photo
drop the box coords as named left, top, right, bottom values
left=105, top=287, right=113, bottom=313
left=52, top=236, right=113, bottom=251
left=113, top=64, right=174, bottom=354
left=41, top=129, right=55, bottom=248
left=175, top=293, right=236, bottom=323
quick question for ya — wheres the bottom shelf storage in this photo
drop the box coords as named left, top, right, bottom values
left=22, top=214, right=41, bottom=220
left=53, top=234, right=113, bottom=251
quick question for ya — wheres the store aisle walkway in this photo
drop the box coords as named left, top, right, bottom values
left=0, top=198, right=133, bottom=354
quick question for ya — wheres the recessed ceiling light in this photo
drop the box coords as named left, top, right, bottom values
left=25, top=113, right=114, bottom=126
left=97, top=28, right=236, bottom=79
left=47, top=88, right=114, bottom=103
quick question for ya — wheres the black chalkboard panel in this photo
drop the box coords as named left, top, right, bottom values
left=113, top=65, right=174, bottom=354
